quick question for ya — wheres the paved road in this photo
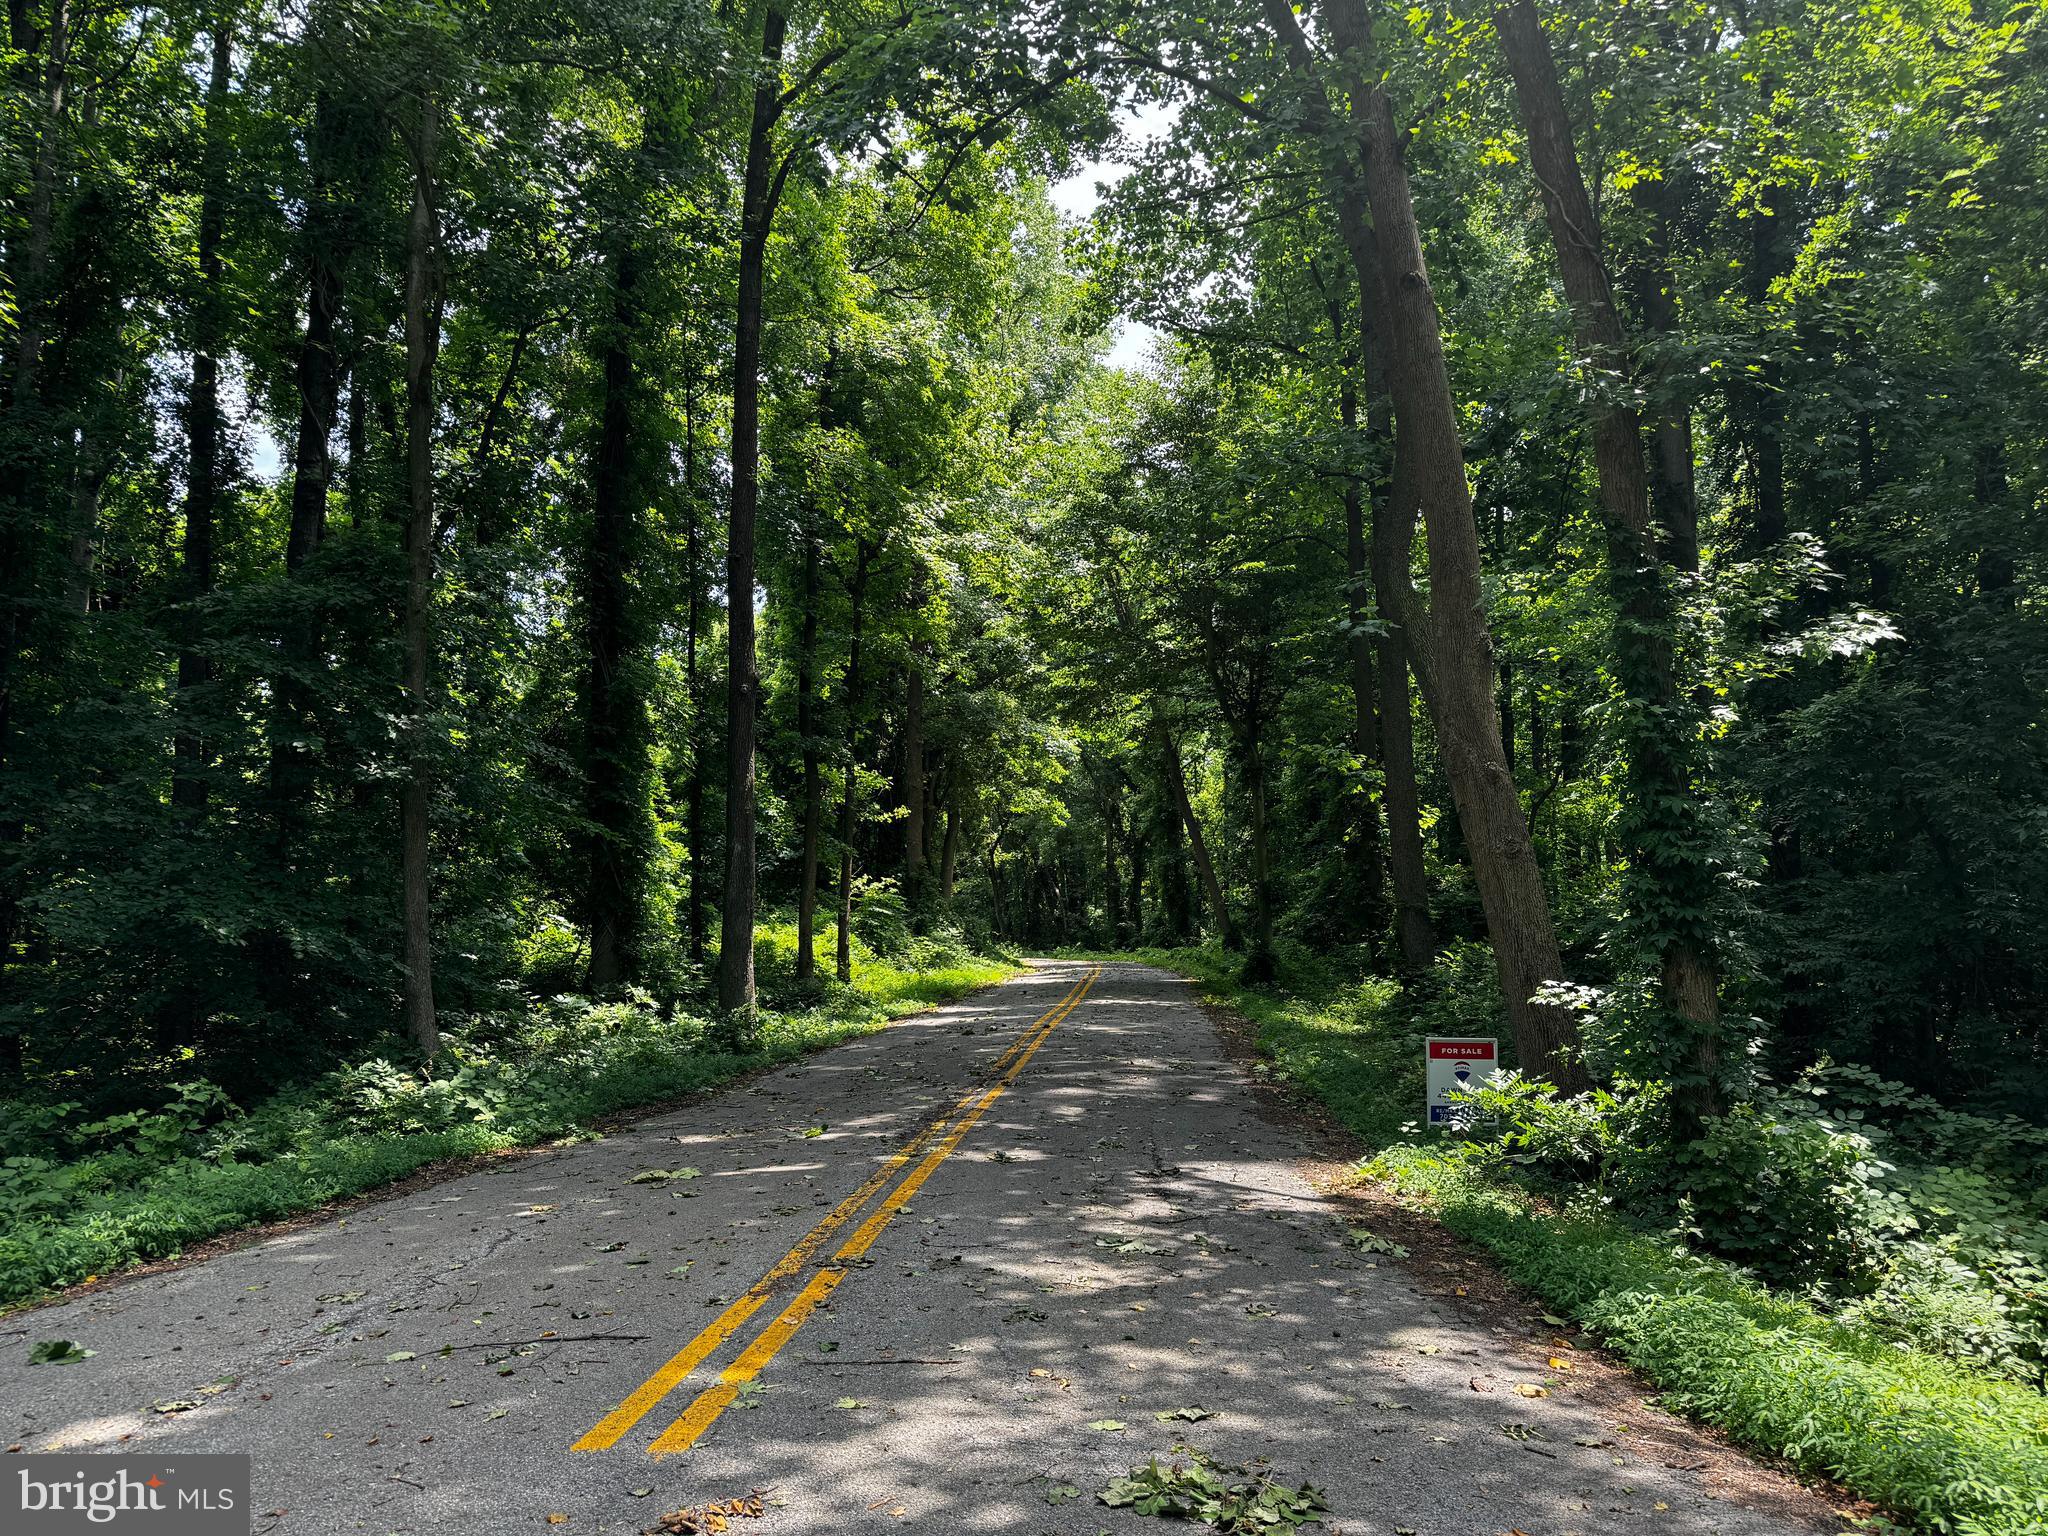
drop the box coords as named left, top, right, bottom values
left=5, top=962, right=1825, bottom=1535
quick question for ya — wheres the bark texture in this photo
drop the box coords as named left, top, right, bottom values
left=1496, top=0, right=1721, bottom=1121
left=1272, top=0, right=1585, bottom=1087
left=718, top=5, right=789, bottom=1022
left=172, top=12, right=233, bottom=817
left=399, top=101, right=443, bottom=1058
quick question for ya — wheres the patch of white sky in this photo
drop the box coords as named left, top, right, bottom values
left=1046, top=97, right=1182, bottom=375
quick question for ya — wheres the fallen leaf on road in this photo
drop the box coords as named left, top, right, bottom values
left=833, top=1397, right=865, bottom=1410
left=545, top=1516, right=568, bottom=1526
left=1088, top=1419, right=1128, bottom=1432
left=1510, top=1384, right=1549, bottom=1399
left=386, top=1351, right=416, bottom=1362
left=1469, top=1377, right=1492, bottom=1392
left=1547, top=1356, right=1573, bottom=1371
left=629, top=1169, right=701, bottom=1185
left=1540, top=1313, right=1570, bottom=1327
left=316, top=1291, right=366, bottom=1305
left=151, top=1400, right=201, bottom=1414
left=645, top=1491, right=766, bottom=1534
left=28, top=1340, right=94, bottom=1365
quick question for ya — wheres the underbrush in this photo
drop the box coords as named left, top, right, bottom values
left=0, top=919, right=1014, bottom=1310
left=1124, top=940, right=2048, bottom=1536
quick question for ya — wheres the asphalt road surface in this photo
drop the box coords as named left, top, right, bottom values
left=4, top=961, right=1829, bottom=1535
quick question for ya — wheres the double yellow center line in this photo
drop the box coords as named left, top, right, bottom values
left=571, top=965, right=1101, bottom=1457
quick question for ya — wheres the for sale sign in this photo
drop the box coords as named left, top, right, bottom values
left=1426, top=1037, right=1498, bottom=1124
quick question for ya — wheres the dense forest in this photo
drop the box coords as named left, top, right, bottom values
left=4, top=0, right=2047, bottom=1521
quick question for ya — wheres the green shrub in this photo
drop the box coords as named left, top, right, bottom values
left=1668, top=1102, right=1896, bottom=1285
left=1123, top=944, right=2048, bottom=1536
left=0, top=930, right=1014, bottom=1309
left=1375, top=1148, right=2048, bottom=1536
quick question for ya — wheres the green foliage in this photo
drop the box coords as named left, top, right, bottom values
left=1132, top=944, right=2048, bottom=1535
left=1374, top=1151, right=2048, bottom=1536
left=1098, top=1451, right=1329, bottom=1533
left=27, top=1339, right=94, bottom=1365
left=0, top=929, right=1012, bottom=1309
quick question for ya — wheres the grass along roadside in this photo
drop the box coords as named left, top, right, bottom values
left=1114, top=942, right=2048, bottom=1536
left=0, top=927, right=1017, bottom=1313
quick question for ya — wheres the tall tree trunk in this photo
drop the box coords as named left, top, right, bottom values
left=10, top=0, right=69, bottom=405
left=719, top=4, right=789, bottom=1022
left=1155, top=737, right=1195, bottom=943
left=285, top=89, right=350, bottom=575
left=1629, top=173, right=1702, bottom=575
left=1497, top=0, right=1720, bottom=1123
left=1376, top=629, right=1437, bottom=969
left=1326, top=292, right=1390, bottom=946
left=835, top=547, right=870, bottom=986
left=172, top=18, right=232, bottom=814
left=1278, top=0, right=1585, bottom=1090
left=345, top=355, right=368, bottom=524
left=1746, top=196, right=1787, bottom=550
left=682, top=383, right=708, bottom=967
left=901, top=649, right=926, bottom=911
left=584, top=236, right=645, bottom=991
left=270, top=47, right=367, bottom=855
left=939, top=788, right=960, bottom=900
left=1157, top=719, right=1238, bottom=949
left=1100, top=770, right=1123, bottom=945
left=63, top=430, right=108, bottom=614
left=1126, top=820, right=1147, bottom=944
left=795, top=522, right=821, bottom=983
left=1353, top=175, right=1438, bottom=973
left=398, top=99, right=443, bottom=1059
left=0, top=0, right=75, bottom=971
left=1241, top=718, right=1276, bottom=983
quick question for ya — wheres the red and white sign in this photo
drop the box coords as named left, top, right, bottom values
left=1426, top=1036, right=1498, bottom=1124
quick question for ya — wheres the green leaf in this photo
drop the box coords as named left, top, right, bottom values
left=28, top=1339, right=94, bottom=1365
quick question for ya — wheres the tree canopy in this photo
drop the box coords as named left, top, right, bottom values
left=2, top=0, right=2042, bottom=1209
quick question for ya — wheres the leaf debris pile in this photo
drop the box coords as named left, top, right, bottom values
left=642, top=1490, right=768, bottom=1534
left=1099, top=1452, right=1329, bottom=1533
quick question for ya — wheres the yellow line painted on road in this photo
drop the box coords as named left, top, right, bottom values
left=640, top=967, right=1101, bottom=1456
left=571, top=967, right=1098, bottom=1453
left=834, top=977, right=1087, bottom=1264
left=646, top=1266, right=847, bottom=1454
